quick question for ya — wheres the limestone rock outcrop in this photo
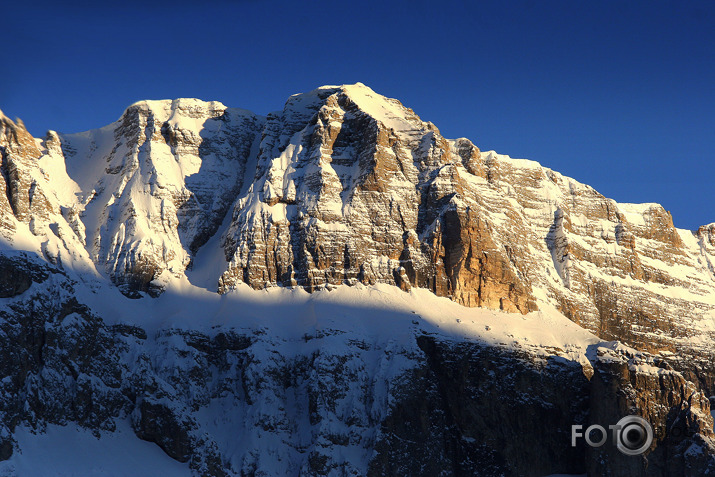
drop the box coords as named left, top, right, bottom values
left=2, top=83, right=715, bottom=385
left=1, top=84, right=715, bottom=475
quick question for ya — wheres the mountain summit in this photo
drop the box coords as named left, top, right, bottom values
left=1, top=84, right=714, bottom=475
left=2, top=84, right=714, bottom=338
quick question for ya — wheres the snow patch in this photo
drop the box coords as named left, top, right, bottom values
left=0, top=421, right=191, bottom=477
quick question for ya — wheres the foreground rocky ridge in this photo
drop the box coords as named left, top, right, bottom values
left=1, top=84, right=715, bottom=475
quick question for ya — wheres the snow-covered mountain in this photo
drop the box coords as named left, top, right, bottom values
left=0, top=84, right=714, bottom=476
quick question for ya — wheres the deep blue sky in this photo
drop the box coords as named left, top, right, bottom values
left=2, top=1, right=713, bottom=229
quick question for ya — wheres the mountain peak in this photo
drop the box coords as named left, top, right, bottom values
left=120, top=98, right=232, bottom=124
left=1, top=84, right=714, bottom=345
left=288, top=82, right=370, bottom=97
left=277, top=83, right=426, bottom=147
left=0, top=110, right=26, bottom=132
left=2, top=84, right=715, bottom=476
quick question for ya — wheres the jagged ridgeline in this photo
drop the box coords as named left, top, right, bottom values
left=0, top=84, right=714, bottom=475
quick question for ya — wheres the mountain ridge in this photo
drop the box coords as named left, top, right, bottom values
left=1, top=83, right=715, bottom=475
left=2, top=84, right=715, bottom=339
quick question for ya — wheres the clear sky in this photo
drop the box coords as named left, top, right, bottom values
left=2, top=1, right=713, bottom=229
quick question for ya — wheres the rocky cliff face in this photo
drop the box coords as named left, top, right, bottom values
left=1, top=84, right=714, bottom=475
left=4, top=84, right=714, bottom=328
left=217, top=85, right=538, bottom=314
left=0, top=254, right=713, bottom=476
